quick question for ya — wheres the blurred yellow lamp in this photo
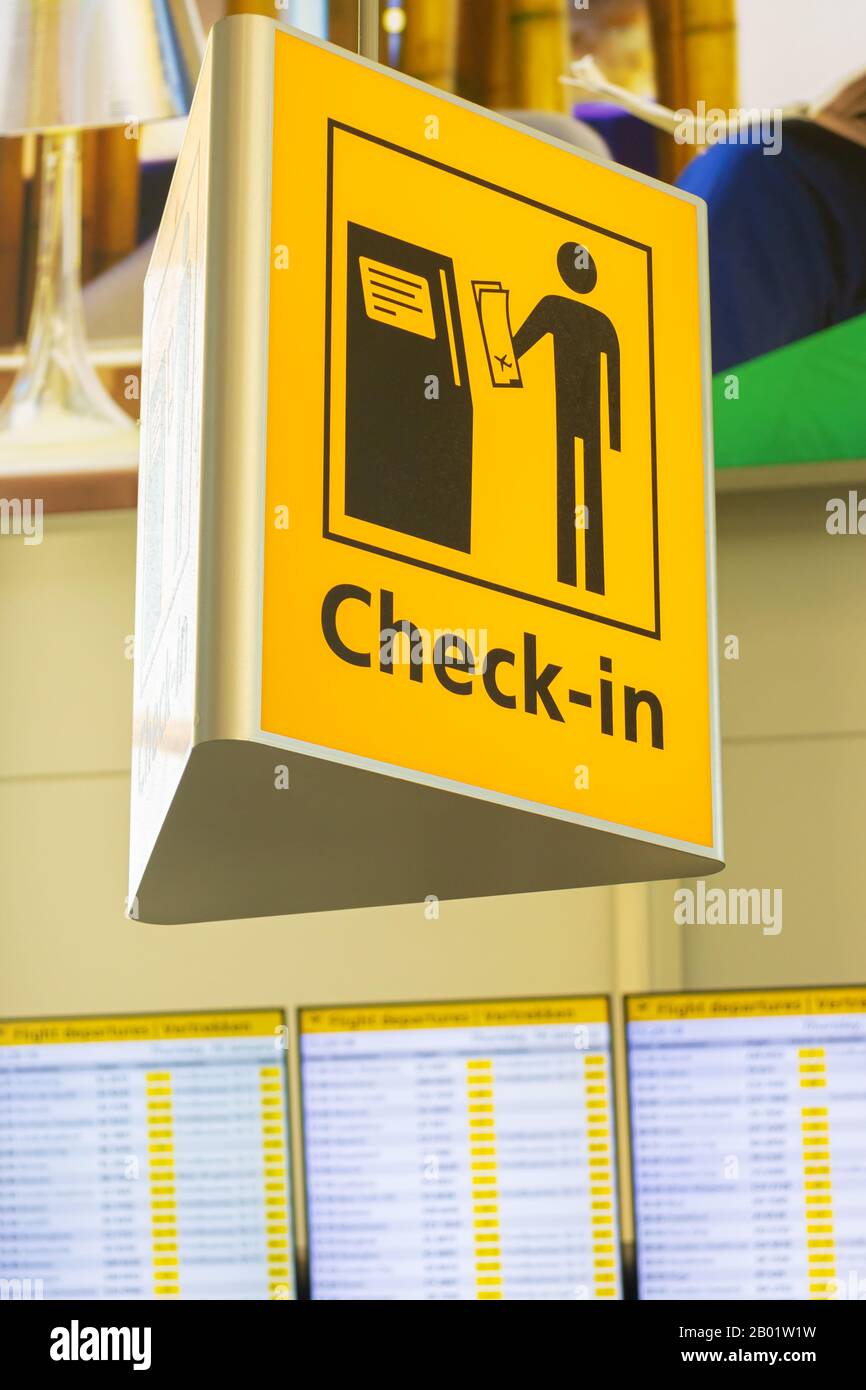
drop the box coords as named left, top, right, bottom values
left=0, top=0, right=203, bottom=473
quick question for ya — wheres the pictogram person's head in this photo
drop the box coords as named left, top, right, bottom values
left=557, top=242, right=598, bottom=294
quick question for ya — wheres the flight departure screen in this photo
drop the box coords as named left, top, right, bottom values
left=0, top=1009, right=294, bottom=1300
left=627, top=988, right=866, bottom=1301
left=299, top=996, right=622, bottom=1300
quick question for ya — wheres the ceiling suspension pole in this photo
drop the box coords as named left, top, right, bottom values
left=358, top=0, right=380, bottom=61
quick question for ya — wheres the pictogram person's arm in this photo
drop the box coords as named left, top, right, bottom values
left=602, top=317, right=621, bottom=452
left=513, top=297, right=555, bottom=359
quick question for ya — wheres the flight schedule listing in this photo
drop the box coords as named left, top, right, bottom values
left=627, top=988, right=866, bottom=1301
left=0, top=1010, right=294, bottom=1300
left=300, top=997, right=622, bottom=1300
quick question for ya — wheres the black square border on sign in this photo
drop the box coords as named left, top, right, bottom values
left=322, top=119, right=661, bottom=641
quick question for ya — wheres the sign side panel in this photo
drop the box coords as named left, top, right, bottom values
left=196, top=17, right=275, bottom=748
left=128, top=42, right=212, bottom=910
left=697, top=194, right=725, bottom=862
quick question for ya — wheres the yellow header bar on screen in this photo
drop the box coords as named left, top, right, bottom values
left=0, top=1010, right=284, bottom=1047
left=300, top=998, right=608, bottom=1034
left=627, top=990, right=866, bottom=1023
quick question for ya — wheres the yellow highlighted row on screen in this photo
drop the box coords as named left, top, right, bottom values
left=584, top=1055, right=617, bottom=1299
left=801, top=1096, right=836, bottom=1302
left=260, top=1067, right=291, bottom=1300
left=147, top=1070, right=179, bottom=1299
left=301, top=998, right=609, bottom=1034
left=0, top=1009, right=284, bottom=1046
left=628, top=989, right=866, bottom=1021
left=467, top=1059, right=502, bottom=1300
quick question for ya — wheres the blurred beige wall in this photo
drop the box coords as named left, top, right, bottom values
left=680, top=486, right=866, bottom=992
left=2, top=483, right=865, bottom=1246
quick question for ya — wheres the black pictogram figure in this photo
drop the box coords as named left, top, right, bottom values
left=513, top=243, right=621, bottom=594
left=344, top=223, right=473, bottom=551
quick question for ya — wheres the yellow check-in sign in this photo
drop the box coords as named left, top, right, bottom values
left=262, top=27, right=722, bottom=850
left=129, top=18, right=722, bottom=925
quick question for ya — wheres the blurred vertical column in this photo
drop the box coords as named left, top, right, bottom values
left=0, top=140, right=24, bottom=343
left=400, top=0, right=459, bottom=91
left=456, top=0, right=513, bottom=108
left=648, top=0, right=738, bottom=180
left=508, top=0, right=569, bottom=112
left=93, top=129, right=141, bottom=280
left=328, top=0, right=359, bottom=50
left=358, top=0, right=381, bottom=60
